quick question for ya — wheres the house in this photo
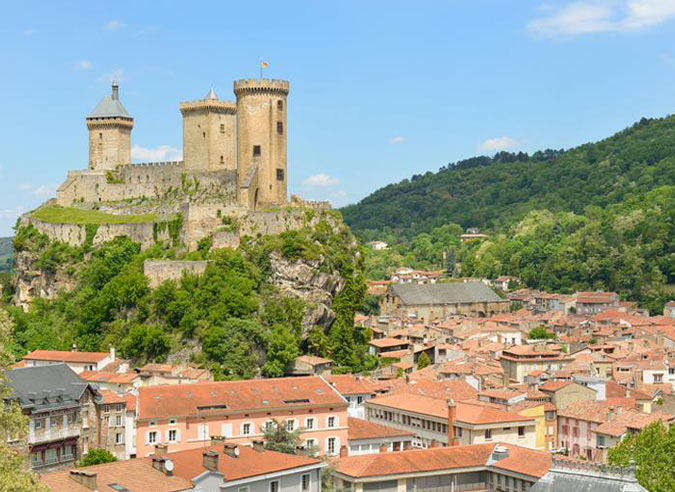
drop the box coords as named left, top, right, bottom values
left=5, top=364, right=100, bottom=471
left=492, top=276, right=514, bottom=292
left=136, top=376, right=348, bottom=457
left=367, top=338, right=411, bottom=357
left=325, top=374, right=388, bottom=418
left=95, top=390, right=137, bottom=459
left=332, top=442, right=551, bottom=492
left=346, top=418, right=415, bottom=455
left=530, top=455, right=649, bottom=492
left=538, top=380, right=596, bottom=410
left=380, top=282, right=509, bottom=323
left=40, top=440, right=324, bottom=492
left=22, top=348, right=117, bottom=374
left=500, top=345, right=573, bottom=383
left=135, top=363, right=213, bottom=386
left=79, top=370, right=140, bottom=393
left=367, top=241, right=388, bottom=250
left=364, top=394, right=537, bottom=449
left=286, top=355, right=332, bottom=377
left=664, top=301, right=675, bottom=318
left=574, top=292, right=620, bottom=315
left=510, top=400, right=558, bottom=451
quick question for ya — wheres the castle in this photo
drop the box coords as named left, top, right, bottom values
left=58, top=78, right=291, bottom=210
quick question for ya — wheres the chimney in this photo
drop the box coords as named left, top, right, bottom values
left=112, top=81, right=119, bottom=101
left=491, top=445, right=510, bottom=462
left=339, top=445, right=348, bottom=458
left=379, top=443, right=389, bottom=453
left=211, top=435, right=226, bottom=446
left=69, top=470, right=97, bottom=490
left=447, top=399, right=458, bottom=446
left=224, top=443, right=239, bottom=458
left=252, top=440, right=265, bottom=453
left=202, top=450, right=219, bottom=472
left=154, top=443, right=168, bottom=457
left=110, top=346, right=116, bottom=361
left=71, top=344, right=78, bottom=352
left=152, top=456, right=174, bottom=476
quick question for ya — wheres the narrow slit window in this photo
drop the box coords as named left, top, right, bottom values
left=253, top=145, right=261, bottom=157
left=277, top=121, right=283, bottom=134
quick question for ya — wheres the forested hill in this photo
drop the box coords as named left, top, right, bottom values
left=341, top=115, right=675, bottom=240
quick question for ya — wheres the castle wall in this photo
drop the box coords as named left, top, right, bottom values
left=55, top=164, right=237, bottom=206
left=143, top=260, right=212, bottom=288
left=21, top=216, right=170, bottom=250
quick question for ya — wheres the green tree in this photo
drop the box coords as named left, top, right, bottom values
left=0, top=309, right=47, bottom=492
left=75, top=448, right=117, bottom=467
left=608, top=420, right=675, bottom=492
left=263, top=419, right=301, bottom=454
left=528, top=325, right=555, bottom=340
left=417, top=352, right=431, bottom=370
left=262, top=325, right=299, bottom=378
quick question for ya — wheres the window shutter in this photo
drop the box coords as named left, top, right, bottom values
left=176, top=429, right=181, bottom=442
left=222, top=423, right=233, bottom=438
left=144, top=431, right=149, bottom=445
left=165, top=430, right=171, bottom=441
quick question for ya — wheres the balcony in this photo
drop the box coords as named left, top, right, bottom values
left=29, top=425, right=80, bottom=444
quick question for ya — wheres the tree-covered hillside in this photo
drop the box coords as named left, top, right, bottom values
left=342, top=116, right=675, bottom=240
left=5, top=215, right=375, bottom=378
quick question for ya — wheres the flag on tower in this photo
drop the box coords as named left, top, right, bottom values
left=261, top=61, right=269, bottom=68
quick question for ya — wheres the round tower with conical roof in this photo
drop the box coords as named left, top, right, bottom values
left=86, top=82, right=134, bottom=171
left=234, top=78, right=289, bottom=208
left=179, top=89, right=236, bottom=172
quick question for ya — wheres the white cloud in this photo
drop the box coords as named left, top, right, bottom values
left=477, top=136, right=520, bottom=153
left=19, top=183, right=56, bottom=197
left=131, top=145, right=181, bottom=162
left=528, top=0, right=675, bottom=37
left=0, top=206, right=27, bottom=219
left=302, top=173, right=340, bottom=187
left=389, top=136, right=405, bottom=145
left=105, top=19, right=125, bottom=32
left=331, top=190, right=347, bottom=198
left=76, top=60, right=92, bottom=70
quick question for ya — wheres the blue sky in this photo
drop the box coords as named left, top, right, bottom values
left=1, top=0, right=675, bottom=236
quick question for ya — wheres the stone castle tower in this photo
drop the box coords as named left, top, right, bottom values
left=234, top=79, right=289, bottom=208
left=86, top=82, right=133, bottom=171
left=179, top=90, right=236, bottom=172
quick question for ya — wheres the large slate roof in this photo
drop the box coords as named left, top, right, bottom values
left=530, top=461, right=649, bottom=492
left=390, top=281, right=504, bottom=306
left=87, top=83, right=132, bottom=119
left=6, top=363, right=93, bottom=412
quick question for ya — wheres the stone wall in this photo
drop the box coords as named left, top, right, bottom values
left=55, top=163, right=237, bottom=206
left=143, top=260, right=211, bottom=288
left=20, top=216, right=170, bottom=250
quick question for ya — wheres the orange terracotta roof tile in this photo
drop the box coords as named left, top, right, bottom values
left=98, top=389, right=127, bottom=404
left=80, top=370, right=139, bottom=384
left=139, top=376, right=345, bottom=420
left=24, top=349, right=109, bottom=363
left=334, top=443, right=550, bottom=479
left=40, top=456, right=192, bottom=492
left=348, top=418, right=415, bottom=441
left=170, top=444, right=322, bottom=482
left=325, top=375, right=388, bottom=396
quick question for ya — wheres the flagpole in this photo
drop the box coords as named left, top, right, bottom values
left=260, top=59, right=263, bottom=79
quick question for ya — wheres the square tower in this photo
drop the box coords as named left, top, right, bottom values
left=86, top=82, right=133, bottom=171
left=179, top=90, right=236, bottom=172
left=234, top=79, right=289, bottom=209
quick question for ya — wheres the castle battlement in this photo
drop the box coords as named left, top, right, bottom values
left=233, top=78, right=289, bottom=95
left=86, top=117, right=134, bottom=129
left=130, top=161, right=183, bottom=168
left=178, top=99, right=236, bottom=115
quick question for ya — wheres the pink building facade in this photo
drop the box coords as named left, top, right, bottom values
left=136, top=376, right=348, bottom=458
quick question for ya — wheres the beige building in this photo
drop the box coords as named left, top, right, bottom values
left=500, top=345, right=573, bottom=383
left=380, top=282, right=509, bottom=323
left=538, top=380, right=596, bottom=410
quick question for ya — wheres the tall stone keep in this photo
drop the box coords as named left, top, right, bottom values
left=86, top=82, right=133, bottom=170
left=179, top=89, right=236, bottom=172
left=234, top=79, right=289, bottom=208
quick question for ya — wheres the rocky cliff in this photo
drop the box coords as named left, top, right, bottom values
left=13, top=248, right=78, bottom=310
